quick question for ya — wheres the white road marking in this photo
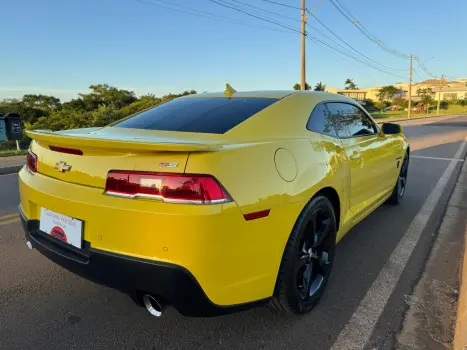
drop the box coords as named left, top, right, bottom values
left=331, top=136, right=467, bottom=350
left=0, top=173, right=19, bottom=176
left=411, top=155, right=464, bottom=162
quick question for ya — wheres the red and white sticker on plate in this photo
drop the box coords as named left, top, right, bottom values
left=39, top=208, right=83, bottom=249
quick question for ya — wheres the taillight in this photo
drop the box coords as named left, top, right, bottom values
left=105, top=171, right=232, bottom=204
left=26, top=149, right=38, bottom=173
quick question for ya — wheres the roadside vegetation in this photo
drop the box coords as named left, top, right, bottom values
left=0, top=84, right=197, bottom=151
left=0, top=149, right=28, bottom=157
left=371, top=104, right=467, bottom=120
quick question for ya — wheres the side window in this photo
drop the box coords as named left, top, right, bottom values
left=325, top=103, right=377, bottom=138
left=306, top=103, right=338, bottom=137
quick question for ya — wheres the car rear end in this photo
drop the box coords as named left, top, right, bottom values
left=19, top=93, right=301, bottom=316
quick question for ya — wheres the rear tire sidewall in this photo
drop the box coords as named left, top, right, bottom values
left=273, top=196, right=337, bottom=314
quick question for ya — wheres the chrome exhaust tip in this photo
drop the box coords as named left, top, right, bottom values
left=26, top=241, right=32, bottom=250
left=142, top=294, right=163, bottom=317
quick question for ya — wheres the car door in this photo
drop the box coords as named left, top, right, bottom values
left=325, top=102, right=393, bottom=219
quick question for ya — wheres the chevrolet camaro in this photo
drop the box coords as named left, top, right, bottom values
left=19, top=89, right=409, bottom=317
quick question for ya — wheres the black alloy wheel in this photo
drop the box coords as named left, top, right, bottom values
left=272, top=196, right=337, bottom=314
left=387, top=152, right=409, bottom=205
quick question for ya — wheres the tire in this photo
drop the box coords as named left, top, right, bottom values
left=271, top=196, right=337, bottom=314
left=387, top=152, right=409, bottom=205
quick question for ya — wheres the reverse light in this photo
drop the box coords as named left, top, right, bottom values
left=105, top=171, right=232, bottom=204
left=26, top=149, right=38, bottom=173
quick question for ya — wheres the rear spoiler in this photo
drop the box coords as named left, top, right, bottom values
left=26, top=130, right=224, bottom=153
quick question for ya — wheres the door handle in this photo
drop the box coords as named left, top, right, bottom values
left=350, top=151, right=361, bottom=160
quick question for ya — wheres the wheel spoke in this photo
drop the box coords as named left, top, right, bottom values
left=310, top=213, right=318, bottom=245
left=308, top=273, right=324, bottom=296
left=300, top=263, right=313, bottom=298
left=321, top=251, right=329, bottom=265
left=313, top=217, right=330, bottom=248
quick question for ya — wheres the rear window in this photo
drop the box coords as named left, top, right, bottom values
left=114, top=97, right=278, bottom=134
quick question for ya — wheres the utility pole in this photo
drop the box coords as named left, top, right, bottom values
left=408, top=54, right=413, bottom=119
left=437, top=74, right=444, bottom=115
left=301, top=0, right=307, bottom=90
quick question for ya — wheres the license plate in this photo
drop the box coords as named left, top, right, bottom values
left=39, top=208, right=83, bottom=249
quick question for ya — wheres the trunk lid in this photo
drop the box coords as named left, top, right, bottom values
left=27, top=127, right=223, bottom=189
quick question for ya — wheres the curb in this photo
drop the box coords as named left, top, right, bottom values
left=454, top=160, right=467, bottom=350
left=0, top=165, right=23, bottom=175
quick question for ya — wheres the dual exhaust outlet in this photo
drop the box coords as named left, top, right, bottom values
left=142, top=294, right=164, bottom=317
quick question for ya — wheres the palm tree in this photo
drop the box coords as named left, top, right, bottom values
left=344, top=78, right=358, bottom=90
left=314, top=81, right=326, bottom=91
left=293, top=82, right=311, bottom=90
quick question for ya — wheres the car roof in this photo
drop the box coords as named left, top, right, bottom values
left=183, top=90, right=356, bottom=105
left=181, top=90, right=296, bottom=99
left=180, top=90, right=354, bottom=101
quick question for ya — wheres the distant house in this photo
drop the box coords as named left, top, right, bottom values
left=325, top=77, right=467, bottom=102
left=396, top=79, right=467, bottom=101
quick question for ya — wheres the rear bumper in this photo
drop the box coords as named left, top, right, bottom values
left=19, top=207, right=269, bottom=317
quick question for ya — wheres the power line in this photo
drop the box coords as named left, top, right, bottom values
left=133, top=0, right=294, bottom=34
left=308, top=0, right=325, bottom=14
left=257, top=0, right=301, bottom=10
left=444, top=75, right=458, bottom=81
left=228, top=0, right=300, bottom=22
left=307, top=14, right=408, bottom=72
left=207, top=0, right=406, bottom=79
left=207, top=0, right=302, bottom=33
left=307, top=35, right=406, bottom=80
left=414, top=56, right=437, bottom=78
left=412, top=68, right=424, bottom=81
left=328, top=0, right=410, bottom=60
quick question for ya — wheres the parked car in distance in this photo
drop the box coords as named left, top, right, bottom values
left=19, top=90, right=409, bottom=317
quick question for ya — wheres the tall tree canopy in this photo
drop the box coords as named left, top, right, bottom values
left=344, top=79, right=358, bottom=90
left=314, top=82, right=326, bottom=91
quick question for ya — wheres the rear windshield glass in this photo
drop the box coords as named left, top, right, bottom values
left=114, top=97, right=278, bottom=134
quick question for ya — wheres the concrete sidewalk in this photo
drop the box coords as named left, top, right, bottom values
left=0, top=155, right=25, bottom=175
left=454, top=160, right=467, bottom=350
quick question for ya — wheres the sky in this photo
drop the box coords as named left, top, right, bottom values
left=1, top=0, right=466, bottom=101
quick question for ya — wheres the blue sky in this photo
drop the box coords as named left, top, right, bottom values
left=1, top=0, right=465, bottom=101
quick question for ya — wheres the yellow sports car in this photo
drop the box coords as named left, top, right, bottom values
left=19, top=90, right=409, bottom=317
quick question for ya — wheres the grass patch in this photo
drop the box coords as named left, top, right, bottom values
left=371, top=105, right=467, bottom=120
left=0, top=149, right=28, bottom=157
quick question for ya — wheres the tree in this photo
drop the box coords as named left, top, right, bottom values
left=314, top=81, right=326, bottom=91
left=119, top=94, right=161, bottom=116
left=293, top=83, right=310, bottom=90
left=344, top=78, right=358, bottom=90
left=376, top=85, right=399, bottom=111
left=22, top=94, right=61, bottom=110
left=31, top=109, right=90, bottom=131
left=416, top=88, right=434, bottom=104
left=393, top=96, right=408, bottom=108
left=78, top=84, right=137, bottom=110
left=90, top=104, right=124, bottom=127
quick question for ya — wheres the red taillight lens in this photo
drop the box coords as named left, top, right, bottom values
left=49, top=146, right=83, bottom=156
left=26, top=149, right=38, bottom=173
left=105, top=171, right=232, bottom=204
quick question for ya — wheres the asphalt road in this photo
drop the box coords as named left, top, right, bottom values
left=1, top=115, right=467, bottom=350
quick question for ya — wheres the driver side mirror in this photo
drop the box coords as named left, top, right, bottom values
left=381, top=123, right=402, bottom=135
